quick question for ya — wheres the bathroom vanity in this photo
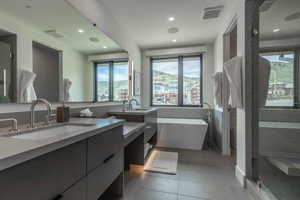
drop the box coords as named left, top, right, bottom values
left=0, top=118, right=124, bottom=200
left=108, top=108, right=158, bottom=169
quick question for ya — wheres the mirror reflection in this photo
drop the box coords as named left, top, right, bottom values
left=260, top=0, right=300, bottom=107
left=0, top=0, right=131, bottom=103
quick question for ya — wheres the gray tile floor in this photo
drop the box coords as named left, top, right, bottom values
left=122, top=149, right=254, bottom=200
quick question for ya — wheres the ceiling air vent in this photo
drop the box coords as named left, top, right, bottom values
left=168, top=27, right=179, bottom=34
left=44, top=30, right=64, bottom=38
left=89, top=37, right=100, bottom=42
left=260, top=0, right=277, bottom=12
left=203, top=6, right=224, bottom=20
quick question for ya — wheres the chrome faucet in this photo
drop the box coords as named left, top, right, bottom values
left=0, top=118, right=18, bottom=131
left=128, top=98, right=139, bottom=111
left=30, top=98, right=52, bottom=128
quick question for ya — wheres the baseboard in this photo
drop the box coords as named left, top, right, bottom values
left=246, top=180, right=279, bottom=200
left=235, top=165, right=246, bottom=187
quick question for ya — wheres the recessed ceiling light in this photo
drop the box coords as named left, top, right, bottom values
left=78, top=29, right=85, bottom=33
left=273, top=28, right=280, bottom=33
left=168, top=17, right=175, bottom=21
left=103, top=46, right=108, bottom=49
left=172, top=39, right=177, bottom=43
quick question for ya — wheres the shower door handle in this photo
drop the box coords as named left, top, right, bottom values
left=0, top=68, right=7, bottom=97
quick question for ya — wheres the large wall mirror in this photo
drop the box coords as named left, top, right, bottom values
left=0, top=0, right=135, bottom=104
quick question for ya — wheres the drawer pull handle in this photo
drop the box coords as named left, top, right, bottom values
left=145, top=126, right=152, bottom=129
left=103, top=154, right=115, bottom=164
left=53, top=194, right=63, bottom=200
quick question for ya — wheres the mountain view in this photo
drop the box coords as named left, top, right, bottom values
left=263, top=54, right=294, bottom=106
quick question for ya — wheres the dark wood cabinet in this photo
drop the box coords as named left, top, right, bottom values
left=87, top=150, right=124, bottom=200
left=61, top=178, right=87, bottom=200
left=0, top=125, right=124, bottom=200
left=87, top=126, right=123, bottom=172
left=109, top=110, right=158, bottom=170
left=0, top=141, right=86, bottom=200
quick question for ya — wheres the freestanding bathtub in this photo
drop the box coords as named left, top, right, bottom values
left=157, top=118, right=208, bottom=150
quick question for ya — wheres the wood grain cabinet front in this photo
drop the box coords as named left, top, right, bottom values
left=60, top=178, right=87, bottom=200
left=0, top=141, right=86, bottom=200
left=0, top=125, right=124, bottom=200
left=87, top=126, right=123, bottom=172
left=87, top=150, right=124, bottom=200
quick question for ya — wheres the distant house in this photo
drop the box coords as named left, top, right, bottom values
left=153, top=83, right=165, bottom=94
left=268, top=82, right=293, bottom=97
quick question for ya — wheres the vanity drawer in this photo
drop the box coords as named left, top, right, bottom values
left=87, top=126, right=123, bottom=172
left=87, top=150, right=124, bottom=200
left=61, top=178, right=87, bottom=200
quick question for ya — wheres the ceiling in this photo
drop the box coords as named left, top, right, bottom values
left=0, top=0, right=123, bottom=54
left=100, top=0, right=231, bottom=49
left=260, top=0, right=300, bottom=40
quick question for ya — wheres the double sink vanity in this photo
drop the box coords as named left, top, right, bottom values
left=0, top=107, right=158, bottom=200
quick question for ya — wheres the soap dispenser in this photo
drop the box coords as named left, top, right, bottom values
left=56, top=102, right=70, bottom=123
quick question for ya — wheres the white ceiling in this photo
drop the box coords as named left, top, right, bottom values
left=260, top=0, right=300, bottom=40
left=0, top=0, right=123, bottom=54
left=100, top=0, right=231, bottom=49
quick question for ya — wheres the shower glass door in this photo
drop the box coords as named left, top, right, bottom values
left=258, top=0, right=300, bottom=199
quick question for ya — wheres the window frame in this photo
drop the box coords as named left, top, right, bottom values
left=260, top=47, right=300, bottom=109
left=150, top=54, right=203, bottom=107
left=94, top=59, right=129, bottom=102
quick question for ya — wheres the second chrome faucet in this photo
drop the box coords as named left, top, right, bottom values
left=30, top=98, right=54, bottom=128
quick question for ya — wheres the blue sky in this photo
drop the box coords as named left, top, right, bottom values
left=263, top=54, right=294, bottom=63
left=153, top=60, right=201, bottom=78
left=97, top=63, right=128, bottom=82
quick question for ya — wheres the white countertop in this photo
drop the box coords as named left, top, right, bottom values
left=0, top=118, right=124, bottom=171
left=123, top=122, right=146, bottom=137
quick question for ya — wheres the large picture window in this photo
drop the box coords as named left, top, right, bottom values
left=151, top=55, right=202, bottom=106
left=261, top=51, right=295, bottom=107
left=95, top=60, right=129, bottom=102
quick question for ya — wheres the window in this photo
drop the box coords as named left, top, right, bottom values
left=261, top=52, right=295, bottom=107
left=151, top=55, right=202, bottom=106
left=95, top=60, right=129, bottom=102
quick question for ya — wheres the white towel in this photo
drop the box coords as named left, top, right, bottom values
left=19, top=70, right=37, bottom=103
left=259, top=57, right=271, bottom=107
left=64, top=78, right=72, bottom=101
left=213, top=72, right=223, bottom=106
left=224, top=56, right=243, bottom=108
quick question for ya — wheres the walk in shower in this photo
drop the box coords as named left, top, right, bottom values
left=257, top=0, right=300, bottom=199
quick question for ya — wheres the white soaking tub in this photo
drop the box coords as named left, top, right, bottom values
left=157, top=118, right=208, bottom=150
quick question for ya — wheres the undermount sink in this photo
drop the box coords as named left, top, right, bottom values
left=134, top=108, right=150, bottom=111
left=1, top=122, right=95, bottom=141
left=122, top=108, right=151, bottom=112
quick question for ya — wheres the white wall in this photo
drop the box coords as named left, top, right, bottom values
left=66, top=0, right=142, bottom=87
left=0, top=10, right=90, bottom=102
left=141, top=45, right=215, bottom=107
left=213, top=0, right=249, bottom=187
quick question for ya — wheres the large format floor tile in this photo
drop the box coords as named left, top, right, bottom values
left=121, top=149, right=253, bottom=200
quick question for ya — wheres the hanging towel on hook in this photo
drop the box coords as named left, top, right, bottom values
left=224, top=56, right=243, bottom=108
left=212, top=72, right=223, bottom=106
left=64, top=78, right=72, bottom=102
left=19, top=70, right=37, bottom=103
